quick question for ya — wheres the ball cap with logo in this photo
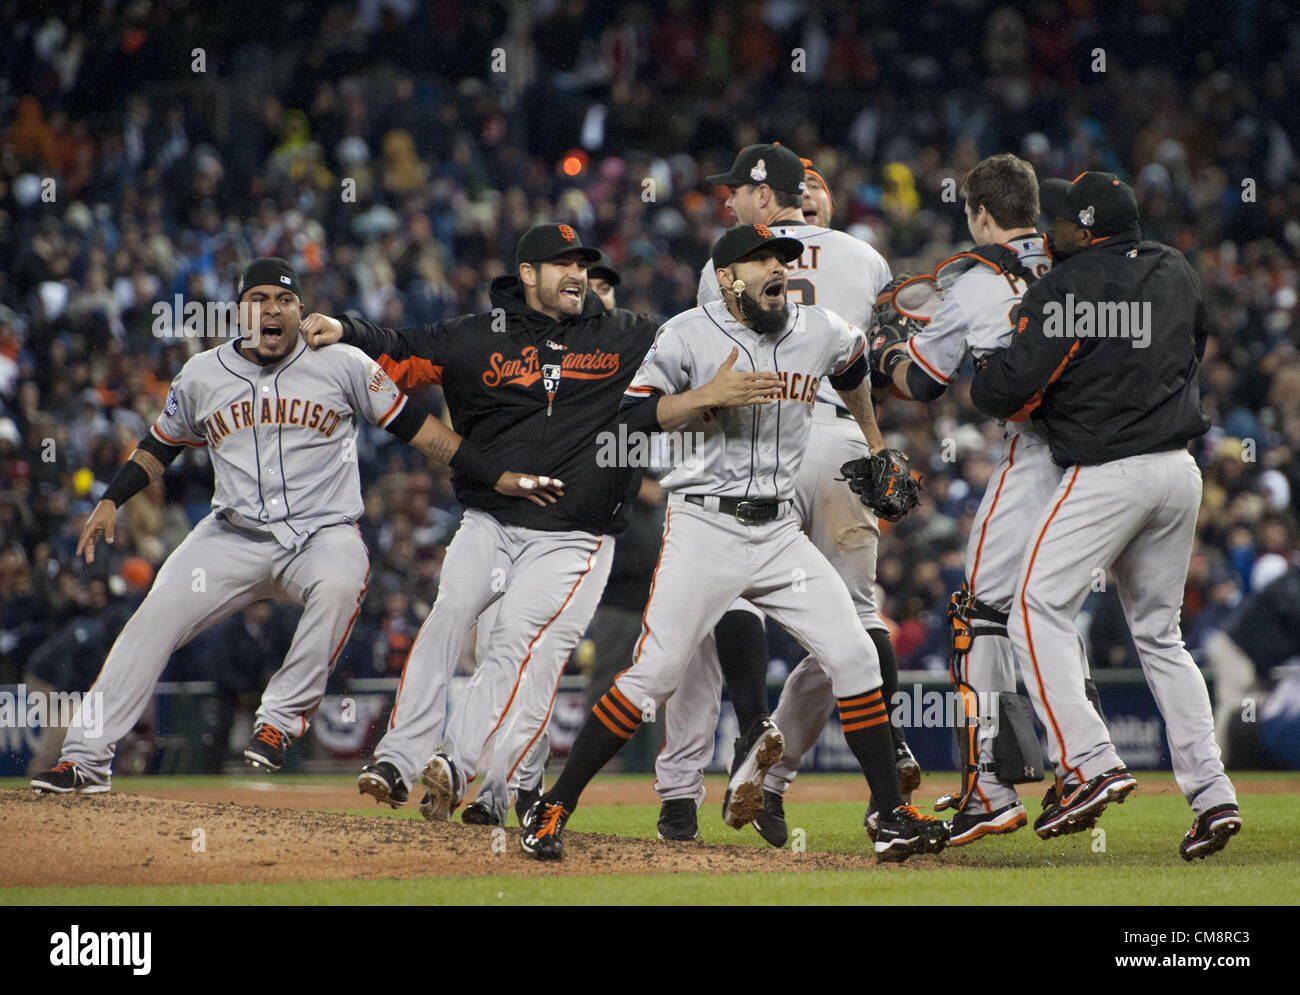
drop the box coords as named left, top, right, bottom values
left=1039, top=171, right=1139, bottom=238
left=237, top=257, right=302, bottom=300
left=707, top=143, right=807, bottom=196
left=514, top=223, right=602, bottom=270
left=711, top=223, right=804, bottom=270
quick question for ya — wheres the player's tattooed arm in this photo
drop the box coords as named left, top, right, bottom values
left=654, top=347, right=783, bottom=430
left=405, top=415, right=565, bottom=507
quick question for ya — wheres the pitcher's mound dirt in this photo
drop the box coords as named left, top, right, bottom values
left=0, top=791, right=903, bottom=888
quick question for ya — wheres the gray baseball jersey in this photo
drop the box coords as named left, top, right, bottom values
left=607, top=300, right=885, bottom=751
left=626, top=299, right=866, bottom=498
left=59, top=337, right=399, bottom=782
left=658, top=226, right=893, bottom=806
left=698, top=223, right=890, bottom=411
left=905, top=235, right=1052, bottom=387
left=152, top=338, right=409, bottom=549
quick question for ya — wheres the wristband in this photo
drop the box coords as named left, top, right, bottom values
left=449, top=440, right=507, bottom=488
left=881, top=347, right=908, bottom=377
left=102, top=460, right=152, bottom=507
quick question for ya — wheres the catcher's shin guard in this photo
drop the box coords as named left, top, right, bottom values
left=936, top=588, right=1013, bottom=813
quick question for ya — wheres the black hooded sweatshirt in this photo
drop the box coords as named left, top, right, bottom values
left=338, top=276, right=660, bottom=534
left=971, top=232, right=1210, bottom=466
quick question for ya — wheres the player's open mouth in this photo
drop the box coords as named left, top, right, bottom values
left=560, top=285, right=583, bottom=302
left=803, top=207, right=817, bottom=221
left=260, top=324, right=283, bottom=344
left=762, top=279, right=784, bottom=301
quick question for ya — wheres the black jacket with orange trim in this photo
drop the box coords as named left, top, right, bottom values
left=970, top=232, right=1209, bottom=467
left=338, top=276, right=660, bottom=534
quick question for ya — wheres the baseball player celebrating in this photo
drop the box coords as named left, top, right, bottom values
left=654, top=144, right=916, bottom=847
left=454, top=247, right=630, bottom=828
left=31, top=258, right=554, bottom=793
left=970, top=172, right=1240, bottom=859
left=302, top=225, right=659, bottom=818
left=520, top=223, right=946, bottom=863
left=868, top=153, right=1091, bottom=845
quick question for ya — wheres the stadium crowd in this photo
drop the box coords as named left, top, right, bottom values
left=1, top=2, right=1297, bottom=765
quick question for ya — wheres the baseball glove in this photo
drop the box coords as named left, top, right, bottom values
left=872, top=273, right=912, bottom=328
left=840, top=449, right=922, bottom=522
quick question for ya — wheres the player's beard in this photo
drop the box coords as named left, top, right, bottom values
left=538, top=278, right=586, bottom=318
left=737, top=286, right=789, bottom=335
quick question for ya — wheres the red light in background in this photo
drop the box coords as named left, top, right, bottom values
left=561, top=151, right=588, bottom=177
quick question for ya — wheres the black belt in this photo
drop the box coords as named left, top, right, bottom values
left=684, top=495, right=784, bottom=525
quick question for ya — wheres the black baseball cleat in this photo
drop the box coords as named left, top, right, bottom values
left=949, top=802, right=1027, bottom=847
left=722, top=718, right=785, bottom=829
left=31, top=761, right=110, bottom=795
left=894, top=739, right=922, bottom=796
left=1034, top=767, right=1137, bottom=839
left=461, top=801, right=502, bottom=826
left=753, top=789, right=788, bottom=848
left=1180, top=803, right=1241, bottom=861
left=419, top=753, right=465, bottom=822
left=357, top=761, right=409, bottom=808
left=244, top=723, right=290, bottom=771
left=657, top=798, right=699, bottom=841
left=515, top=785, right=542, bottom=826
left=874, top=803, right=950, bottom=863
left=521, top=800, right=571, bottom=861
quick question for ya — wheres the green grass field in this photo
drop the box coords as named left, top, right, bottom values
left=2, top=772, right=1296, bottom=905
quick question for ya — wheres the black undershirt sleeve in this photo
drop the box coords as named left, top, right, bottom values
left=619, top=393, right=663, bottom=435
left=137, top=433, right=184, bottom=465
left=905, top=363, right=947, bottom=402
left=828, top=354, right=867, bottom=391
left=382, top=400, right=425, bottom=443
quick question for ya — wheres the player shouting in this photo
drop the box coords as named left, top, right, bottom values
left=32, top=258, right=554, bottom=794
left=520, top=224, right=948, bottom=863
left=654, top=143, right=916, bottom=846
left=302, top=225, right=660, bottom=817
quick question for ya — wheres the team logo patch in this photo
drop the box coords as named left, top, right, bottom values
left=754, top=223, right=773, bottom=239
left=1078, top=205, right=1095, bottom=227
left=871, top=333, right=886, bottom=351
left=641, top=342, right=658, bottom=365
left=164, top=387, right=179, bottom=416
left=367, top=363, right=391, bottom=393
left=280, top=275, right=291, bottom=285
left=558, top=224, right=576, bottom=242
left=546, top=339, right=565, bottom=351
left=750, top=159, right=767, bottom=183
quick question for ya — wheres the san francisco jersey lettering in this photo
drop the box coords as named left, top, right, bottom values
left=627, top=299, right=864, bottom=499
left=151, top=339, right=408, bottom=550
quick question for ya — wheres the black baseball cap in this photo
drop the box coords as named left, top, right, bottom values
left=237, top=257, right=302, bottom=300
left=1039, top=171, right=1139, bottom=238
left=514, top=224, right=601, bottom=270
left=588, top=251, right=620, bottom=286
left=707, top=143, right=806, bottom=195
left=712, top=224, right=804, bottom=270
